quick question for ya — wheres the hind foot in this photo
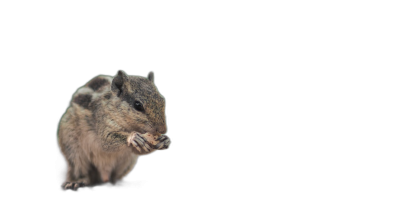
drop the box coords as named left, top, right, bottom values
left=61, top=182, right=86, bottom=191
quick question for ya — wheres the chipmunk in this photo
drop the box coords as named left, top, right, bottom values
left=57, top=70, right=170, bottom=190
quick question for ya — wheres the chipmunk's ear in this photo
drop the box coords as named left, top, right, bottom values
left=148, top=71, right=154, bottom=83
left=111, top=70, right=128, bottom=97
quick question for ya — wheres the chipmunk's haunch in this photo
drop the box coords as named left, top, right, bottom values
left=57, top=70, right=170, bottom=190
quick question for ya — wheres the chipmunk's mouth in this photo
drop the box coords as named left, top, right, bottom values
left=137, top=124, right=157, bottom=135
left=140, top=123, right=167, bottom=135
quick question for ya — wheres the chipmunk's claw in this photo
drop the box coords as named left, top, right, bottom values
left=154, top=135, right=171, bottom=150
left=131, top=133, right=152, bottom=153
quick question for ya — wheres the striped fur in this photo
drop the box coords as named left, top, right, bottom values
left=57, top=71, right=169, bottom=190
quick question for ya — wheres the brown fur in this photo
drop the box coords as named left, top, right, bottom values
left=57, top=71, right=169, bottom=190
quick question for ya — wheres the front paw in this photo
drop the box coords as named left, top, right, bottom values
left=127, top=132, right=152, bottom=153
left=153, top=135, right=171, bottom=150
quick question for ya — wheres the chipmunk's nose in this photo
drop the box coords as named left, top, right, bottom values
left=156, top=124, right=167, bottom=134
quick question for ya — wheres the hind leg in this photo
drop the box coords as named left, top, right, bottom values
left=59, top=133, right=102, bottom=190
left=59, top=113, right=98, bottom=190
left=61, top=154, right=93, bottom=190
left=61, top=158, right=103, bottom=191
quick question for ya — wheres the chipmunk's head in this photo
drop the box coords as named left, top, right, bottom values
left=111, top=70, right=167, bottom=135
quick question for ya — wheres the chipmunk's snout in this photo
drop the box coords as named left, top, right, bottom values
left=155, top=124, right=167, bottom=134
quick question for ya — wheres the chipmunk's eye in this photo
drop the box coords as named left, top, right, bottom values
left=133, top=101, right=144, bottom=112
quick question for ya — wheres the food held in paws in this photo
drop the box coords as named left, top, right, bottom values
left=141, top=133, right=161, bottom=145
